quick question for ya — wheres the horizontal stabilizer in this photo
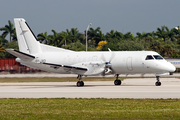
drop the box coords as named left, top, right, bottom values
left=43, top=63, right=87, bottom=71
left=6, top=49, right=35, bottom=60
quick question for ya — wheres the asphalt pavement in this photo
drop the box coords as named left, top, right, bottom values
left=0, top=77, right=180, bottom=99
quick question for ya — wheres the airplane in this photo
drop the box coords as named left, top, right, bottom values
left=6, top=18, right=176, bottom=87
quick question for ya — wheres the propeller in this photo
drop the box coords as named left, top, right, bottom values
left=100, top=48, right=115, bottom=76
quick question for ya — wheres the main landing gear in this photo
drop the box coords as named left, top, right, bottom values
left=114, top=74, right=121, bottom=85
left=155, top=76, right=161, bottom=86
left=77, top=75, right=84, bottom=87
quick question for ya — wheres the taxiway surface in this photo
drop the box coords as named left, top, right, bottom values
left=0, top=78, right=180, bottom=98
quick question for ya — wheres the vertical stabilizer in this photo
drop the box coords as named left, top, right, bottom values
left=14, top=18, right=41, bottom=54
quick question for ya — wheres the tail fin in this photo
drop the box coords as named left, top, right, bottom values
left=14, top=18, right=41, bottom=54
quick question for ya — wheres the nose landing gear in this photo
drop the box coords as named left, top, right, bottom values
left=155, top=76, right=161, bottom=86
left=114, top=74, right=121, bottom=85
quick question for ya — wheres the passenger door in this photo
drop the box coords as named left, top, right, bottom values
left=126, top=57, right=133, bottom=71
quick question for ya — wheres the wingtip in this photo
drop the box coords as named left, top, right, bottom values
left=5, top=49, right=14, bottom=51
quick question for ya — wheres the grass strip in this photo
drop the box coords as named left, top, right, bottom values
left=0, top=98, right=180, bottom=120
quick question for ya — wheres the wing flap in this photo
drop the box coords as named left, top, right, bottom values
left=6, top=49, right=35, bottom=60
left=43, top=62, right=87, bottom=71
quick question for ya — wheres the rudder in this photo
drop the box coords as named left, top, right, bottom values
left=14, top=18, right=41, bottom=54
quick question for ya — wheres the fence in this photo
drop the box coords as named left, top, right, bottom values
left=0, top=58, right=42, bottom=73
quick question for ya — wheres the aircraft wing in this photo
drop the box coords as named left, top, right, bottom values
left=6, top=49, right=35, bottom=61
left=43, top=61, right=107, bottom=76
left=43, top=62, right=88, bottom=74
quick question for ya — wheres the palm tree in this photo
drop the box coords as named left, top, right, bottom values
left=59, top=30, right=72, bottom=46
left=155, top=26, right=168, bottom=41
left=0, top=35, right=8, bottom=45
left=106, top=30, right=124, bottom=40
left=11, top=30, right=17, bottom=41
left=115, top=31, right=123, bottom=39
left=70, top=28, right=81, bottom=42
left=97, top=30, right=105, bottom=41
left=48, top=30, right=60, bottom=46
left=165, top=27, right=176, bottom=41
left=136, top=32, right=147, bottom=39
left=124, top=32, right=134, bottom=40
left=136, top=32, right=155, bottom=43
left=0, top=20, right=15, bottom=42
left=37, top=32, right=49, bottom=44
left=0, top=42, right=5, bottom=53
left=146, top=31, right=156, bottom=38
left=106, top=30, right=116, bottom=39
left=71, top=28, right=85, bottom=44
left=161, top=44, right=174, bottom=57
left=87, top=27, right=101, bottom=46
left=148, top=40, right=162, bottom=53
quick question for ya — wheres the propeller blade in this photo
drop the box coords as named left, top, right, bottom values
left=109, top=52, right=115, bottom=63
left=100, top=53, right=106, bottom=62
left=108, top=48, right=111, bottom=52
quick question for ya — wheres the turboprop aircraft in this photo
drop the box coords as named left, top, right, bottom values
left=6, top=18, right=176, bottom=87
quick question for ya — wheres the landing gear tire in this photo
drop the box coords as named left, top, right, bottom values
left=76, top=75, right=84, bottom=87
left=155, top=76, right=161, bottom=86
left=77, top=81, right=84, bottom=87
left=155, top=82, right=161, bottom=86
left=114, top=79, right=121, bottom=85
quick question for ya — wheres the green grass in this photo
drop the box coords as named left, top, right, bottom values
left=0, top=77, right=123, bottom=83
left=0, top=77, right=179, bottom=119
left=0, top=98, right=180, bottom=120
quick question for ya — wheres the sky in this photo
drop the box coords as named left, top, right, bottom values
left=0, top=0, right=180, bottom=36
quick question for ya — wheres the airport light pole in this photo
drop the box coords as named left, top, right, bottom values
left=86, top=23, right=92, bottom=52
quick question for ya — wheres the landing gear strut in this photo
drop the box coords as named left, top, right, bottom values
left=77, top=75, right=84, bottom=87
left=155, top=76, right=161, bottom=86
left=114, top=74, right=121, bottom=85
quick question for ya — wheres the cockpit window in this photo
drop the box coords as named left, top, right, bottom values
left=153, top=55, right=163, bottom=60
left=145, top=55, right=154, bottom=60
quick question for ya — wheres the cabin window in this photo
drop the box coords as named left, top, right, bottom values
left=145, top=55, right=154, bottom=60
left=153, top=55, right=163, bottom=60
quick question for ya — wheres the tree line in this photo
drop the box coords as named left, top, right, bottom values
left=0, top=20, right=180, bottom=58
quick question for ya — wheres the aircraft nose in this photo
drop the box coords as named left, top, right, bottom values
left=168, top=62, right=176, bottom=72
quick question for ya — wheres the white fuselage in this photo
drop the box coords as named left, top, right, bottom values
left=16, top=50, right=176, bottom=76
